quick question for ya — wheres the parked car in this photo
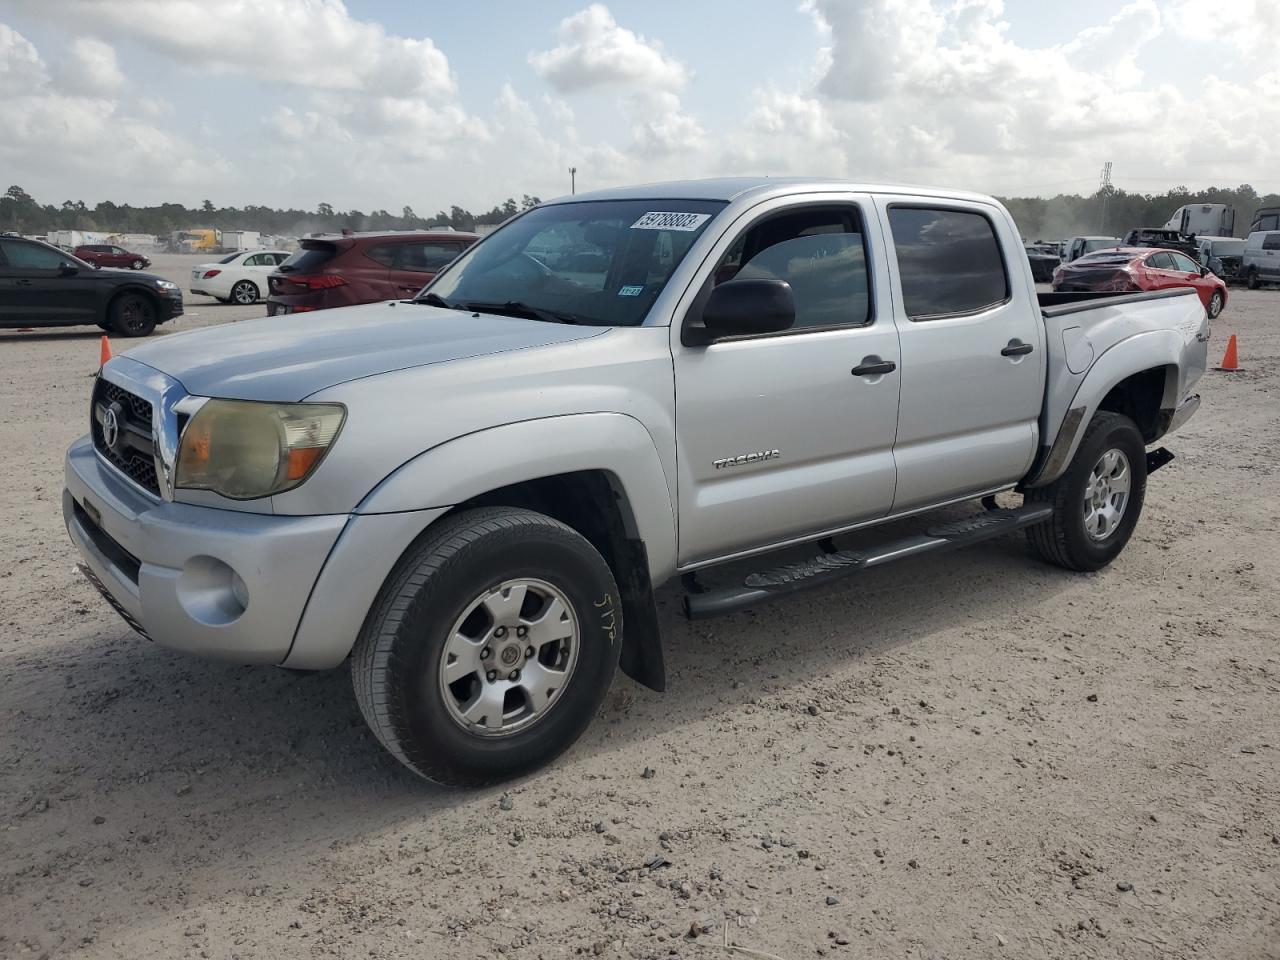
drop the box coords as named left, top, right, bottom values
left=1193, top=236, right=1245, bottom=283
left=1052, top=247, right=1227, bottom=318
left=0, top=234, right=181, bottom=335
left=1025, top=243, right=1060, bottom=282
left=75, top=244, right=152, bottom=270
left=1121, top=228, right=1200, bottom=261
left=190, top=250, right=291, bottom=304
left=266, top=230, right=478, bottom=315
left=1242, top=230, right=1280, bottom=289
left=65, top=178, right=1208, bottom=785
left=1247, top=207, right=1279, bottom=234
left=1062, top=236, right=1122, bottom=262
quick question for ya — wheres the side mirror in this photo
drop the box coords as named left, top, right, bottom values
left=698, top=278, right=795, bottom=341
left=58, top=262, right=79, bottom=275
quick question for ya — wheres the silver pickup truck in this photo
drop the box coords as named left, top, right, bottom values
left=64, top=178, right=1208, bottom=785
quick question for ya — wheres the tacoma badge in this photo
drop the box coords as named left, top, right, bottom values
left=713, top=449, right=780, bottom=470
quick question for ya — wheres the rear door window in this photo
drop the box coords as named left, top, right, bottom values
left=888, top=207, right=1009, bottom=320
left=1264, top=233, right=1280, bottom=250
left=397, top=241, right=465, bottom=273
left=1146, top=252, right=1175, bottom=269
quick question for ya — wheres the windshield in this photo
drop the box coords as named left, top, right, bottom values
left=424, top=199, right=725, bottom=326
left=1209, top=240, right=1245, bottom=256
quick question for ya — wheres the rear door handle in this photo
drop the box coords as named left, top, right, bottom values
left=851, top=357, right=896, bottom=377
left=1001, top=339, right=1034, bottom=357
left=16, top=279, right=33, bottom=286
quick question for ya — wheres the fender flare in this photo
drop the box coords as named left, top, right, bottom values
left=1027, top=330, right=1182, bottom=487
left=356, top=412, right=678, bottom=583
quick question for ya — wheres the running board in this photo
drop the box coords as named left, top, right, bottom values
left=682, top=504, right=1054, bottom=620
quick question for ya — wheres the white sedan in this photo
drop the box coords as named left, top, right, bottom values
left=190, top=250, right=291, bottom=305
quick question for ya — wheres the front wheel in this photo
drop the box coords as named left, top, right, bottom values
left=351, top=507, right=622, bottom=786
left=1207, top=290, right=1224, bottom=319
left=131, top=259, right=144, bottom=270
left=1025, top=411, right=1147, bottom=572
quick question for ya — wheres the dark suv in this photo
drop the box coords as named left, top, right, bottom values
left=266, top=230, right=478, bottom=315
left=74, top=244, right=152, bottom=270
left=0, top=235, right=182, bottom=336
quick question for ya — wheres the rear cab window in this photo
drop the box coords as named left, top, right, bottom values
left=887, top=207, right=1010, bottom=320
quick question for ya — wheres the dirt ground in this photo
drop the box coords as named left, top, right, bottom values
left=1, top=256, right=1278, bottom=959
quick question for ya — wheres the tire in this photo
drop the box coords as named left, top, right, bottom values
left=351, top=507, right=622, bottom=786
left=108, top=292, right=158, bottom=337
left=1207, top=290, right=1224, bottom=319
left=231, top=280, right=259, bottom=305
left=1246, top=269, right=1260, bottom=290
left=1025, top=411, right=1147, bottom=572
left=130, top=259, right=144, bottom=270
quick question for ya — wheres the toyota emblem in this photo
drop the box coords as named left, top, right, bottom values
left=102, top=407, right=120, bottom=450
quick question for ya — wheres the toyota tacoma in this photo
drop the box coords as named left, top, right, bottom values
left=64, top=178, right=1207, bottom=784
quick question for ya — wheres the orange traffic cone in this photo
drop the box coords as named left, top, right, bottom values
left=1215, top=334, right=1242, bottom=372
left=99, top=335, right=112, bottom=368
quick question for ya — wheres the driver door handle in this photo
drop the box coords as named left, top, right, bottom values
left=16, top=279, right=33, bottom=286
left=1001, top=339, right=1034, bottom=357
left=851, top=357, right=896, bottom=377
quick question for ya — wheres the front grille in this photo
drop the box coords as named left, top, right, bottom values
left=91, top=378, right=161, bottom=496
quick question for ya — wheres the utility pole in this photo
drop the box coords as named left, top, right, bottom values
left=1099, top=161, right=1112, bottom=234
left=569, top=167, right=577, bottom=195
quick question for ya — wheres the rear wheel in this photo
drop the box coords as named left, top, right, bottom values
left=1025, top=411, right=1146, bottom=572
left=351, top=507, right=622, bottom=786
left=1207, top=290, right=1224, bottom=319
left=231, top=280, right=259, bottom=305
left=108, top=292, right=158, bottom=337
left=1246, top=269, right=1260, bottom=290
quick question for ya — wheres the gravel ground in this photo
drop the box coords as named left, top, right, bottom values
left=2, top=256, right=1278, bottom=959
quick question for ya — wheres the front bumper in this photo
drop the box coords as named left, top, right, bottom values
left=160, top=291, right=184, bottom=320
left=64, top=436, right=347, bottom=663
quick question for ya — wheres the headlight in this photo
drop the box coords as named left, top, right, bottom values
left=175, top=400, right=345, bottom=499
left=154, top=279, right=179, bottom=291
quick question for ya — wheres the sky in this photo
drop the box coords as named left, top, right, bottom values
left=0, top=0, right=1277, bottom=213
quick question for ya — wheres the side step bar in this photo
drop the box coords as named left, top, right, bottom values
left=683, top=503, right=1054, bottom=620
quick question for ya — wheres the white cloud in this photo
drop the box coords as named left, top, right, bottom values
left=529, top=4, right=689, bottom=93
left=0, top=22, right=46, bottom=92
left=31, top=0, right=457, bottom=96
left=59, top=36, right=123, bottom=91
left=0, top=24, right=224, bottom=200
left=1168, top=0, right=1280, bottom=62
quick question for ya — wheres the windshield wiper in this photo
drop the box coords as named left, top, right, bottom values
left=414, top=291, right=466, bottom=310
left=461, top=300, right=583, bottom=325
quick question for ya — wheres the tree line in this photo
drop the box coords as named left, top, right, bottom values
left=0, top=186, right=543, bottom=238
left=3, top=182, right=1277, bottom=242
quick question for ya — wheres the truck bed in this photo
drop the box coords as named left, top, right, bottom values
left=1038, top=287, right=1199, bottom=316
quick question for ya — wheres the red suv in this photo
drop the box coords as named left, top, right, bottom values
left=266, top=230, right=478, bottom=315
left=74, top=244, right=152, bottom=270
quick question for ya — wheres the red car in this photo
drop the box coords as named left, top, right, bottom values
left=1052, top=247, right=1227, bottom=318
left=266, top=230, right=478, bottom=315
left=74, top=244, right=151, bottom=270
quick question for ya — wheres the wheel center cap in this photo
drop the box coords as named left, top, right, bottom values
left=499, top=645, right=521, bottom=666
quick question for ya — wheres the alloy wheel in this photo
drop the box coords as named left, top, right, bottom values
left=438, top=578, right=580, bottom=737
left=1083, top=448, right=1131, bottom=541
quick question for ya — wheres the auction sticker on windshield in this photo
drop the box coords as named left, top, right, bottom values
left=631, top=212, right=712, bottom=231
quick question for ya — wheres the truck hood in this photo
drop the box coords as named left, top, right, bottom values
left=124, top=302, right=608, bottom=401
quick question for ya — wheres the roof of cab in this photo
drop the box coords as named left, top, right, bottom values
left=544, top=177, right=999, bottom=207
